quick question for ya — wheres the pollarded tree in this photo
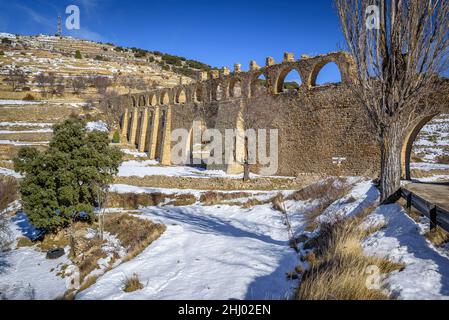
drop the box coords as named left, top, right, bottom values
left=13, top=117, right=123, bottom=232
left=335, top=0, right=449, bottom=201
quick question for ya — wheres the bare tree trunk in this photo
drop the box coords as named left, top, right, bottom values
left=379, top=126, right=402, bottom=203
left=243, top=161, right=250, bottom=182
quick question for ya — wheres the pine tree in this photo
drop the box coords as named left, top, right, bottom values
left=75, top=50, right=82, bottom=59
left=14, top=118, right=123, bottom=232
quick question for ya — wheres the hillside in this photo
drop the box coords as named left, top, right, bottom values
left=0, top=33, right=213, bottom=100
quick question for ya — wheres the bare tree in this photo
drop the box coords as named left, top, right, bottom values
left=335, top=0, right=449, bottom=201
left=98, top=90, right=121, bottom=128
left=46, top=72, right=56, bottom=95
left=72, top=77, right=87, bottom=95
left=35, top=72, right=48, bottom=96
left=7, top=67, right=27, bottom=91
left=93, top=76, right=112, bottom=94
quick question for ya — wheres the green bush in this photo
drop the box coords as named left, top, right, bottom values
left=112, top=130, right=120, bottom=143
left=75, top=50, right=82, bottom=59
left=14, top=118, right=123, bottom=232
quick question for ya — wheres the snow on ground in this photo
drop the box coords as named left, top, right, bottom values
left=86, top=121, right=108, bottom=132
left=363, top=204, right=449, bottom=300
left=121, top=149, right=148, bottom=158
left=77, top=198, right=306, bottom=300
left=0, top=129, right=53, bottom=134
left=0, top=212, right=70, bottom=300
left=0, top=140, right=49, bottom=146
left=0, top=167, right=22, bottom=179
left=410, top=162, right=449, bottom=171
left=0, top=122, right=54, bottom=128
left=118, top=159, right=294, bottom=180
left=0, top=100, right=41, bottom=105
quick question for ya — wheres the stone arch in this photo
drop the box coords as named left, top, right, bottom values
left=131, top=96, right=137, bottom=108
left=195, top=85, right=203, bottom=102
left=138, top=95, right=146, bottom=107
left=229, top=78, right=242, bottom=98
left=250, top=72, right=269, bottom=97
left=276, top=67, right=303, bottom=93
left=175, top=88, right=187, bottom=104
left=309, top=59, right=343, bottom=87
left=149, top=93, right=157, bottom=106
left=160, top=91, right=169, bottom=105
left=401, top=114, right=439, bottom=180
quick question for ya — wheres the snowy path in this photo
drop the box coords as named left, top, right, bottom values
left=77, top=201, right=309, bottom=300
left=364, top=204, right=449, bottom=299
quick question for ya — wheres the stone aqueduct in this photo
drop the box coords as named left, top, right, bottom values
left=107, top=51, right=449, bottom=179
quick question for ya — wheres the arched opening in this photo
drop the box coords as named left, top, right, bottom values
left=149, top=94, right=157, bottom=106
left=276, top=68, right=302, bottom=93
left=312, top=61, right=342, bottom=86
left=402, top=114, right=449, bottom=182
left=187, top=120, right=207, bottom=167
left=138, top=95, right=146, bottom=107
left=251, top=73, right=268, bottom=97
left=176, top=89, right=187, bottom=104
left=131, top=96, right=137, bottom=107
left=229, top=78, right=242, bottom=98
left=160, top=92, right=169, bottom=105
left=195, top=86, right=203, bottom=102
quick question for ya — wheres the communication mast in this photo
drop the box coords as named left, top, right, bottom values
left=56, top=15, right=62, bottom=37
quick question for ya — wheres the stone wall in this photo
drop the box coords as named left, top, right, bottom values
left=110, top=51, right=449, bottom=178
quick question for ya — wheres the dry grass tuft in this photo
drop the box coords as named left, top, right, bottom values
left=122, top=273, right=144, bottom=293
left=425, top=227, right=449, bottom=247
left=199, top=191, right=253, bottom=205
left=287, top=177, right=348, bottom=202
left=78, top=275, right=99, bottom=293
left=297, top=209, right=404, bottom=300
left=436, top=155, right=449, bottom=165
left=0, top=175, right=18, bottom=212
left=106, top=192, right=167, bottom=209
left=16, top=236, right=33, bottom=248
left=165, top=193, right=197, bottom=206
left=103, top=213, right=166, bottom=261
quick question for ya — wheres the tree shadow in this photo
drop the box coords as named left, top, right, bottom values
left=145, top=206, right=286, bottom=247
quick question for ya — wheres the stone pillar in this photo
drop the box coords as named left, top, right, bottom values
left=221, top=67, right=230, bottom=76
left=284, top=52, right=295, bottom=62
left=129, top=108, right=139, bottom=146
left=234, top=63, right=241, bottom=73
left=148, top=107, right=160, bottom=159
left=137, top=108, right=149, bottom=152
left=249, top=60, right=260, bottom=71
left=266, top=57, right=275, bottom=66
left=160, top=107, right=172, bottom=166
left=120, top=108, right=129, bottom=144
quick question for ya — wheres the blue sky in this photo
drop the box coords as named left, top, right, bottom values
left=0, top=0, right=345, bottom=83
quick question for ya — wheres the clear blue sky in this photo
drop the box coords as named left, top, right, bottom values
left=0, top=0, right=345, bottom=82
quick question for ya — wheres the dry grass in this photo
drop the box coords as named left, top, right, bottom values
left=36, top=233, right=69, bottom=251
left=165, top=193, right=197, bottom=206
left=199, top=191, right=254, bottom=205
left=289, top=178, right=353, bottom=231
left=122, top=273, right=144, bottom=293
left=410, top=168, right=449, bottom=178
left=106, top=192, right=167, bottom=209
left=425, top=227, right=449, bottom=247
left=16, top=236, right=33, bottom=248
left=296, top=208, right=404, bottom=300
left=0, top=175, right=18, bottom=212
left=78, top=275, right=99, bottom=293
left=436, top=155, right=449, bottom=165
left=103, top=213, right=166, bottom=261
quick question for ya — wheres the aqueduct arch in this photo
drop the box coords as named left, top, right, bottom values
left=112, top=51, right=449, bottom=177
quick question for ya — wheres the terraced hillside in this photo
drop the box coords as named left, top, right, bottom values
left=0, top=33, right=212, bottom=100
